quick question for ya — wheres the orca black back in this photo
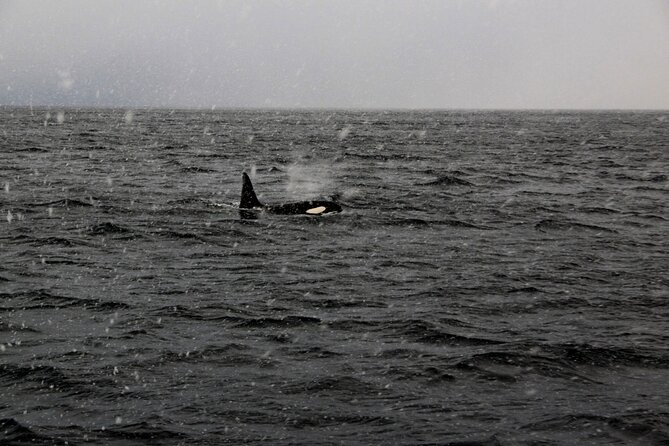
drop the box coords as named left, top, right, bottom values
left=239, top=172, right=342, bottom=216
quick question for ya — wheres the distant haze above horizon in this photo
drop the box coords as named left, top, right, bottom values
left=1, top=0, right=668, bottom=110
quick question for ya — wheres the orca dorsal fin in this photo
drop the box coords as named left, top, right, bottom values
left=240, top=172, right=263, bottom=208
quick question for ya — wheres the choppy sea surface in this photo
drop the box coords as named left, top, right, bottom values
left=1, top=107, right=668, bottom=445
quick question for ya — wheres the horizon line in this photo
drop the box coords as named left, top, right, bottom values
left=2, top=104, right=668, bottom=113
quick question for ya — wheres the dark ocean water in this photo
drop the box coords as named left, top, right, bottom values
left=1, top=107, right=668, bottom=445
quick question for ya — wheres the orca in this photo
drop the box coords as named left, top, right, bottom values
left=240, top=172, right=342, bottom=217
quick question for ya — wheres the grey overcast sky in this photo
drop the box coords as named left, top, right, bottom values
left=1, top=0, right=668, bottom=109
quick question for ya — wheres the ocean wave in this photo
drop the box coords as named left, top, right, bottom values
left=544, top=343, right=669, bottom=368
left=147, top=229, right=208, bottom=242
left=13, top=146, right=50, bottom=152
left=534, top=218, right=617, bottom=233
left=0, top=290, right=130, bottom=312
left=95, top=420, right=190, bottom=442
left=0, top=418, right=69, bottom=445
left=453, top=351, right=599, bottom=384
left=233, top=315, right=322, bottom=329
left=333, top=319, right=504, bottom=346
left=30, top=236, right=92, bottom=247
left=286, top=412, right=394, bottom=429
left=384, top=364, right=456, bottom=384
left=0, top=363, right=115, bottom=396
left=578, top=206, right=623, bottom=214
left=385, top=217, right=489, bottom=229
left=88, top=222, right=133, bottom=236
left=343, top=151, right=423, bottom=161
left=523, top=411, right=669, bottom=444
left=278, top=345, right=344, bottom=359
left=152, top=344, right=275, bottom=368
left=300, top=296, right=387, bottom=309
left=0, top=320, right=40, bottom=333
left=148, top=305, right=208, bottom=320
left=179, top=165, right=217, bottom=173
left=281, top=375, right=382, bottom=395
left=32, top=198, right=97, bottom=208
left=419, top=175, right=474, bottom=186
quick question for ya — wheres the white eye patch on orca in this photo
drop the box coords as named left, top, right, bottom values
left=306, top=206, right=327, bottom=215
